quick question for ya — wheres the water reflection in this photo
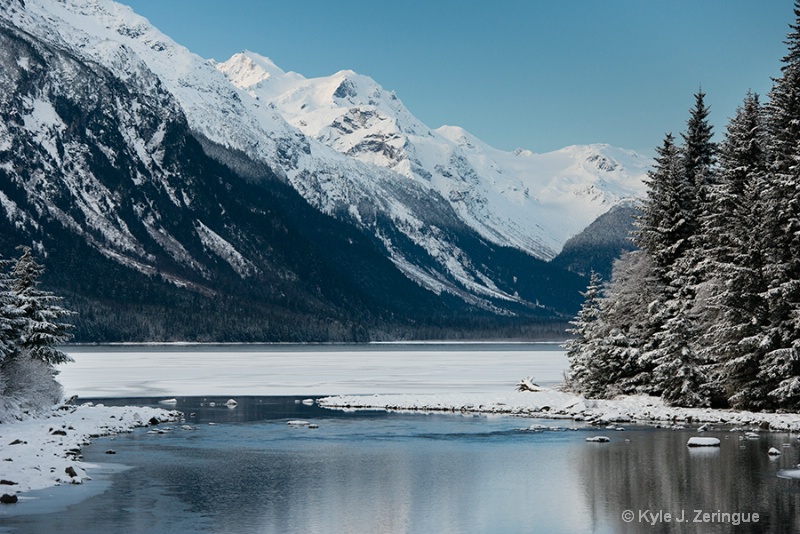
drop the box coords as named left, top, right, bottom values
left=4, top=398, right=800, bottom=533
left=578, top=427, right=800, bottom=533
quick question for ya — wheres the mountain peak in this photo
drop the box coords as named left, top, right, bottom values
left=217, top=51, right=305, bottom=95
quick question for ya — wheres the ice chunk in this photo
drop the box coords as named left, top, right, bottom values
left=687, top=437, right=720, bottom=447
left=777, top=468, right=800, bottom=479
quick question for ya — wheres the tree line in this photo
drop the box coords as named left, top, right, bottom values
left=0, top=246, right=73, bottom=419
left=567, top=3, right=800, bottom=412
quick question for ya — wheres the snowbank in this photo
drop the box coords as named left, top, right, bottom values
left=0, top=403, right=180, bottom=503
left=318, top=389, right=800, bottom=431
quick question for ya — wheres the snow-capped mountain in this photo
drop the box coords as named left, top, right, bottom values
left=217, top=50, right=650, bottom=259
left=0, top=0, right=647, bottom=340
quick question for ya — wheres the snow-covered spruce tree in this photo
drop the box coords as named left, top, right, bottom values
left=11, top=247, right=73, bottom=366
left=565, top=248, right=664, bottom=399
left=634, top=133, right=694, bottom=278
left=757, top=2, right=800, bottom=410
left=700, top=93, right=770, bottom=409
left=0, top=258, right=25, bottom=365
left=649, top=281, right=712, bottom=407
left=596, top=250, right=662, bottom=397
left=0, top=248, right=73, bottom=419
left=565, top=271, right=603, bottom=394
left=607, top=136, right=689, bottom=398
left=679, top=90, right=720, bottom=339
left=647, top=93, right=718, bottom=407
left=629, top=129, right=711, bottom=406
left=571, top=131, right=703, bottom=402
left=682, top=90, right=717, bottom=215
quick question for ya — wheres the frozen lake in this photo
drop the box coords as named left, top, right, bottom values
left=56, top=342, right=568, bottom=398
left=5, top=343, right=800, bottom=533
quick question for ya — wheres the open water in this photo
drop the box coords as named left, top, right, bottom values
left=3, top=396, right=800, bottom=533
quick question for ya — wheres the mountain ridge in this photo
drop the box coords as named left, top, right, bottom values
left=0, top=0, right=649, bottom=340
left=218, top=50, right=650, bottom=259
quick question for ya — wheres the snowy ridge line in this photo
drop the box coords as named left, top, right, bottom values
left=318, top=391, right=800, bottom=431
left=2, top=0, right=649, bottom=315
left=0, top=403, right=180, bottom=496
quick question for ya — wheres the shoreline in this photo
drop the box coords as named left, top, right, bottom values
left=0, top=403, right=181, bottom=516
left=318, top=389, right=800, bottom=431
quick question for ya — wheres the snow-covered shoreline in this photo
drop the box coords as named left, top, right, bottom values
left=0, top=403, right=180, bottom=507
left=318, top=389, right=800, bottom=432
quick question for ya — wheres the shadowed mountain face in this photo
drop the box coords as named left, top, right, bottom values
left=552, top=203, right=639, bottom=280
left=0, top=13, right=586, bottom=341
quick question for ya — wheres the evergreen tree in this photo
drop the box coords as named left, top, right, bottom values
left=600, top=250, right=662, bottom=396
left=649, top=93, right=717, bottom=407
left=11, top=247, right=73, bottom=366
left=701, top=92, right=770, bottom=409
left=566, top=271, right=603, bottom=394
left=649, top=281, right=710, bottom=407
left=759, top=2, right=800, bottom=410
left=634, top=133, right=693, bottom=276
left=567, top=251, right=661, bottom=399
left=633, top=125, right=712, bottom=406
left=679, top=90, right=718, bottom=319
left=0, top=259, right=24, bottom=365
left=682, top=90, right=717, bottom=212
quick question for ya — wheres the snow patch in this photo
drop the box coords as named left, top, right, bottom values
left=194, top=220, right=257, bottom=277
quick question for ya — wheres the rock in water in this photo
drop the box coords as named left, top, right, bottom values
left=687, top=437, right=720, bottom=447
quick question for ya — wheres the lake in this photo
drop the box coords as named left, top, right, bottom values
left=4, top=344, right=800, bottom=533
left=53, top=342, right=570, bottom=398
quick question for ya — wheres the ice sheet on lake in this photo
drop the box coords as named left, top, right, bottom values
left=56, top=344, right=568, bottom=398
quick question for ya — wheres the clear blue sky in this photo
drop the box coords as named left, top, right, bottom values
left=123, top=0, right=792, bottom=157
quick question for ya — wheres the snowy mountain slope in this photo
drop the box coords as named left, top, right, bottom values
left=0, top=0, right=593, bottom=330
left=1, top=0, right=305, bottom=179
left=0, top=0, right=648, bottom=330
left=0, top=11, right=471, bottom=341
left=1, top=0, right=597, bottom=314
left=218, top=51, right=651, bottom=259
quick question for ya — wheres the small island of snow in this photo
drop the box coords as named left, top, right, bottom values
left=687, top=437, right=721, bottom=447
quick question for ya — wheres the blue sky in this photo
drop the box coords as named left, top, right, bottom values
left=123, top=0, right=792, bottom=157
